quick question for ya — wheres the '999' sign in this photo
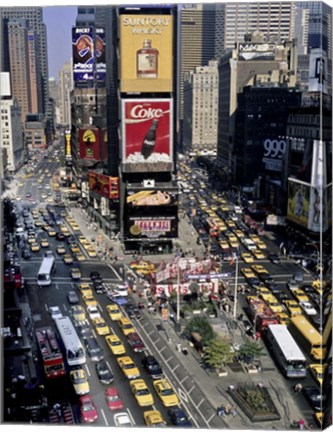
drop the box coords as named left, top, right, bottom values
left=263, top=139, right=286, bottom=159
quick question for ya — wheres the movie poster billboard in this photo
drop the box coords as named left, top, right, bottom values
left=72, top=27, right=94, bottom=82
left=120, top=14, right=173, bottom=92
left=122, top=99, right=173, bottom=173
left=287, top=180, right=310, bottom=228
left=126, top=216, right=177, bottom=239
left=95, top=28, right=106, bottom=82
left=78, top=128, right=100, bottom=160
left=88, top=171, right=119, bottom=200
left=126, top=189, right=177, bottom=207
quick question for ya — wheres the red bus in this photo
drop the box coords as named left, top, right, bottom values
left=36, top=327, right=66, bottom=379
left=206, top=217, right=220, bottom=237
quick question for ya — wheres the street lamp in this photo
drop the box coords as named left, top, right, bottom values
left=233, top=251, right=239, bottom=320
left=306, top=243, right=321, bottom=277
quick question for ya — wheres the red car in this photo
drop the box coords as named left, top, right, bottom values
left=127, top=332, right=145, bottom=352
left=79, top=395, right=98, bottom=423
left=105, top=387, right=124, bottom=411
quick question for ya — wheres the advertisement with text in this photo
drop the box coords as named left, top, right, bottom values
left=126, top=216, right=177, bottom=239
left=120, top=14, right=173, bottom=92
left=95, top=28, right=106, bottom=82
left=287, top=180, right=310, bottom=228
left=65, top=130, right=71, bottom=159
left=122, top=99, right=173, bottom=173
left=79, top=128, right=100, bottom=160
left=88, top=171, right=119, bottom=200
left=72, top=27, right=94, bottom=82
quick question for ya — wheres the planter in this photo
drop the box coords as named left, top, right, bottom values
left=246, top=364, right=258, bottom=374
left=216, top=367, right=229, bottom=377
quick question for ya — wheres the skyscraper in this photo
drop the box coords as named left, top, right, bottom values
left=178, top=3, right=216, bottom=121
left=0, top=7, right=49, bottom=114
left=215, top=2, right=295, bottom=57
left=58, top=61, right=73, bottom=127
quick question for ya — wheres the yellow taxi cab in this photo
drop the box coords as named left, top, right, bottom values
left=47, top=197, right=53, bottom=203
left=82, top=242, right=92, bottom=250
left=56, top=244, right=66, bottom=254
left=27, top=235, right=36, bottom=244
left=256, top=240, right=267, bottom=250
left=118, top=317, right=135, bottom=336
left=143, top=410, right=166, bottom=427
left=71, top=305, right=86, bottom=322
left=276, top=312, right=290, bottom=325
left=78, top=284, right=93, bottom=296
left=35, top=220, right=43, bottom=227
left=312, top=279, right=327, bottom=295
left=106, top=304, right=123, bottom=321
left=70, top=368, right=90, bottom=396
left=117, top=356, right=140, bottom=379
left=71, top=224, right=80, bottom=232
left=105, top=334, right=126, bottom=355
left=153, top=379, right=179, bottom=407
left=60, top=225, right=70, bottom=234
left=252, top=249, right=266, bottom=259
left=293, top=289, right=310, bottom=302
left=229, top=238, right=239, bottom=249
left=70, top=244, right=81, bottom=254
left=82, top=293, right=97, bottom=308
left=251, top=265, right=270, bottom=279
left=219, top=240, right=230, bottom=250
left=283, top=300, right=302, bottom=316
left=92, top=317, right=110, bottom=336
left=30, top=242, right=40, bottom=252
left=40, top=238, right=50, bottom=248
left=130, top=379, right=154, bottom=407
left=78, top=236, right=89, bottom=245
left=241, top=253, right=254, bottom=263
left=63, top=254, right=73, bottom=264
left=70, top=267, right=82, bottom=280
left=309, top=363, right=327, bottom=386
left=249, top=234, right=260, bottom=242
left=48, top=229, right=57, bottom=237
left=75, top=252, right=86, bottom=262
left=234, top=229, right=245, bottom=239
left=241, top=268, right=256, bottom=279
left=259, top=293, right=284, bottom=313
left=87, top=247, right=97, bottom=258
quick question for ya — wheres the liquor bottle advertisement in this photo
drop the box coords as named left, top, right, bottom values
left=120, top=14, right=173, bottom=92
left=78, top=128, right=100, bottom=160
left=122, top=99, right=173, bottom=173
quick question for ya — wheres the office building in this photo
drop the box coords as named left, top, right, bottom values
left=58, top=62, right=73, bottom=127
left=215, top=2, right=295, bottom=57
left=183, top=60, right=219, bottom=154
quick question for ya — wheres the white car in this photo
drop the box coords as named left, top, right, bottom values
left=87, top=305, right=101, bottom=320
left=114, top=412, right=134, bottom=427
left=49, top=306, right=63, bottom=320
left=299, top=301, right=317, bottom=316
left=113, top=284, right=129, bottom=297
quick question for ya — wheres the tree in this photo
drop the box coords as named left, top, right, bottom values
left=203, top=337, right=235, bottom=370
left=184, top=317, right=215, bottom=344
left=238, top=339, right=266, bottom=364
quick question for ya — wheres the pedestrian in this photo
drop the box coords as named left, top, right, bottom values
left=298, top=419, right=305, bottom=430
left=217, top=406, right=226, bottom=418
left=294, top=383, right=302, bottom=394
left=231, top=408, right=237, bottom=417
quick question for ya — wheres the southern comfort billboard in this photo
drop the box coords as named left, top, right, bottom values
left=120, top=14, right=173, bottom=92
left=78, top=128, right=100, bottom=160
left=122, top=99, right=173, bottom=173
left=88, top=171, right=119, bottom=200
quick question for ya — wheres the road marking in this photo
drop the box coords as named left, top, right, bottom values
left=159, top=346, right=166, bottom=353
left=63, top=304, right=67, bottom=312
left=55, top=283, right=59, bottom=290
left=165, top=356, right=173, bottom=363
left=178, top=388, right=188, bottom=403
left=172, top=364, right=179, bottom=372
left=84, top=364, right=91, bottom=377
left=197, top=398, right=205, bottom=408
left=207, top=412, right=216, bottom=423
left=44, top=304, right=48, bottom=311
left=187, top=385, right=195, bottom=394
left=127, top=408, right=136, bottom=425
left=180, top=376, right=189, bottom=384
left=101, top=408, right=109, bottom=426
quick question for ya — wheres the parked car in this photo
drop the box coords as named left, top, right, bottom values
left=302, top=386, right=326, bottom=411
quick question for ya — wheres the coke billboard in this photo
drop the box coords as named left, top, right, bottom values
left=122, top=99, right=173, bottom=173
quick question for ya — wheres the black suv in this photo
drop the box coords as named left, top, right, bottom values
left=142, top=355, right=163, bottom=379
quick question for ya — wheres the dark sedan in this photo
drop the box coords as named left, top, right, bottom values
left=168, top=407, right=192, bottom=426
left=95, top=360, right=114, bottom=385
left=302, top=386, right=326, bottom=411
left=142, top=354, right=163, bottom=379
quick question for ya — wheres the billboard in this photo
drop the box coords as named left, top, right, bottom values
left=287, top=180, right=310, bottom=228
left=126, top=216, right=177, bottom=239
left=95, top=28, right=106, bottom=82
left=88, top=171, right=119, bottom=200
left=238, top=42, right=276, bottom=61
left=262, top=138, right=286, bottom=172
left=120, top=14, right=173, bottom=92
left=122, top=99, right=173, bottom=173
left=308, top=48, right=328, bottom=94
left=65, top=130, right=71, bottom=159
left=126, top=189, right=177, bottom=207
left=72, top=27, right=94, bottom=82
left=78, top=128, right=100, bottom=160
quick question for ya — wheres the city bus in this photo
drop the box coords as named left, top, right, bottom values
left=55, top=316, right=86, bottom=366
left=289, top=315, right=327, bottom=360
left=35, top=327, right=66, bottom=379
left=265, top=324, right=307, bottom=378
left=37, top=254, right=56, bottom=286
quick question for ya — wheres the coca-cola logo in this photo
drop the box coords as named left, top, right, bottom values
left=130, top=105, right=165, bottom=119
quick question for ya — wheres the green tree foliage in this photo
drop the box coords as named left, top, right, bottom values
left=184, top=317, right=215, bottom=344
left=203, top=337, right=235, bottom=369
left=238, top=339, right=266, bottom=363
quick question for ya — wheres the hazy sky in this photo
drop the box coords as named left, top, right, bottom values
left=43, top=6, right=77, bottom=79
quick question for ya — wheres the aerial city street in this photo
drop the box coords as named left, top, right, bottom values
left=1, top=2, right=332, bottom=431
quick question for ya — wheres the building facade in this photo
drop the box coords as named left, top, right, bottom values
left=58, top=62, right=73, bottom=127
left=183, top=60, right=219, bottom=154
